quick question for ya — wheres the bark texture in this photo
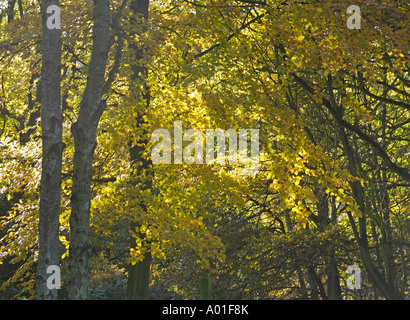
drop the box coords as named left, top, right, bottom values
left=36, top=0, right=63, bottom=300
left=68, top=0, right=111, bottom=299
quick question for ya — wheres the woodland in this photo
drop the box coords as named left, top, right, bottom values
left=0, top=0, right=409, bottom=300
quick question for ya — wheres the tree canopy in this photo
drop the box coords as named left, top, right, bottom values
left=0, top=0, right=409, bottom=300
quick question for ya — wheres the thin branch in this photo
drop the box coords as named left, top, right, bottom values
left=94, top=0, right=128, bottom=120
left=356, top=75, right=410, bottom=111
left=292, top=73, right=410, bottom=182
left=101, top=0, right=128, bottom=96
left=194, top=12, right=266, bottom=59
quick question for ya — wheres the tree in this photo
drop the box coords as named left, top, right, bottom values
left=125, top=0, right=152, bottom=300
left=68, top=0, right=124, bottom=299
left=0, top=0, right=408, bottom=300
left=141, top=0, right=409, bottom=300
left=36, top=0, right=63, bottom=300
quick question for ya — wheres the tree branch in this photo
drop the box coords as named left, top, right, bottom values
left=356, top=74, right=410, bottom=111
left=292, top=73, right=410, bottom=182
left=102, top=0, right=128, bottom=96
left=194, top=12, right=266, bottom=59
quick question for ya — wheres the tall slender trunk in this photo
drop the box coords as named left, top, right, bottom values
left=127, top=115, right=153, bottom=300
left=314, top=185, right=342, bottom=300
left=126, top=135, right=153, bottom=299
left=36, top=0, right=63, bottom=300
left=68, top=136, right=97, bottom=299
left=339, top=126, right=399, bottom=299
left=326, top=250, right=342, bottom=300
left=68, top=0, right=111, bottom=299
left=126, top=0, right=152, bottom=300
left=377, top=102, right=398, bottom=297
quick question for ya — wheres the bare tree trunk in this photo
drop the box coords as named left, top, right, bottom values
left=68, top=0, right=111, bottom=299
left=36, top=0, right=63, bottom=300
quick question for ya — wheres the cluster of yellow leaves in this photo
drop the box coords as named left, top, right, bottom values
left=0, top=139, right=41, bottom=297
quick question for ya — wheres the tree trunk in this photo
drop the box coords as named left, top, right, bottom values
left=7, top=0, right=17, bottom=22
left=339, top=126, right=399, bottom=299
left=36, top=0, right=63, bottom=300
left=326, top=250, right=342, bottom=300
left=126, top=0, right=152, bottom=300
left=127, top=224, right=152, bottom=300
left=126, top=112, right=152, bottom=299
left=68, top=0, right=111, bottom=299
left=200, top=277, right=212, bottom=300
left=68, top=136, right=97, bottom=299
left=126, top=114, right=152, bottom=300
left=314, top=185, right=342, bottom=300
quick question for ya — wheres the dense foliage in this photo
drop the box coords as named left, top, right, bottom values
left=0, top=0, right=409, bottom=299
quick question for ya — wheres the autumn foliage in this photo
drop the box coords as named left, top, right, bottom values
left=0, top=0, right=409, bottom=300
